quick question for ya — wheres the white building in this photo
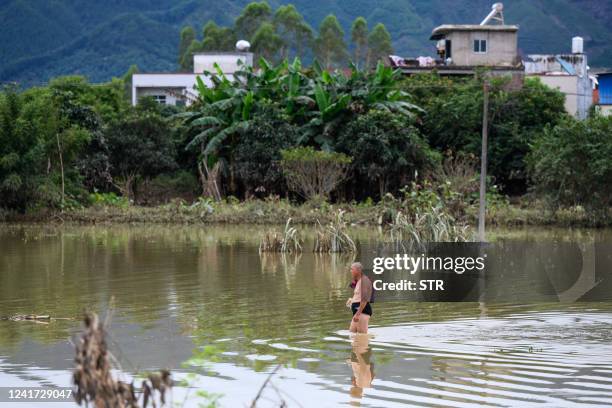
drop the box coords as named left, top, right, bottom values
left=524, top=37, right=593, bottom=119
left=131, top=51, right=254, bottom=106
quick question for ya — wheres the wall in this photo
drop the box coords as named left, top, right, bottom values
left=193, top=53, right=253, bottom=74
left=600, top=105, right=612, bottom=116
left=524, top=53, right=592, bottom=119
left=447, top=30, right=518, bottom=66
left=531, top=75, right=579, bottom=116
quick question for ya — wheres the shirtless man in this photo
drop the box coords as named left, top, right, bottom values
left=347, top=262, right=373, bottom=333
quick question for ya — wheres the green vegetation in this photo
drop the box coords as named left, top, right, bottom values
left=259, top=218, right=303, bottom=253
left=528, top=114, right=612, bottom=224
left=176, top=3, right=393, bottom=70
left=1, top=56, right=611, bottom=227
left=280, top=147, right=351, bottom=201
left=2, top=0, right=612, bottom=86
left=313, top=209, right=357, bottom=253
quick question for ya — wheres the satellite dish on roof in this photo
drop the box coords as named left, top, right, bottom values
left=236, top=40, right=251, bottom=51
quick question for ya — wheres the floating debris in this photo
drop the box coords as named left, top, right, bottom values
left=3, top=314, right=52, bottom=322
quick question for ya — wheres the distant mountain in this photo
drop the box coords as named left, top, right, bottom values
left=2, top=0, right=611, bottom=86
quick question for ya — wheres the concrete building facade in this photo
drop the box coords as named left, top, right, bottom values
left=131, top=51, right=253, bottom=106
left=391, top=3, right=523, bottom=81
left=430, top=25, right=520, bottom=68
left=524, top=39, right=593, bottom=119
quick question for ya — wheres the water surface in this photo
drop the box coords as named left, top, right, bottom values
left=0, top=224, right=611, bottom=407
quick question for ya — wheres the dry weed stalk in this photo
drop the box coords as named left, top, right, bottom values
left=73, top=312, right=172, bottom=408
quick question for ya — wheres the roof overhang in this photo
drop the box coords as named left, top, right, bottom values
left=398, top=66, right=524, bottom=76
left=430, top=24, right=519, bottom=40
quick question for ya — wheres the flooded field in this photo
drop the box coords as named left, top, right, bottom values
left=1, top=225, right=611, bottom=407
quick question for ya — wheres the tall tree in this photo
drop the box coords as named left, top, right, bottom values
left=273, top=4, right=313, bottom=59
left=178, top=26, right=196, bottom=69
left=234, top=1, right=272, bottom=41
left=367, top=23, right=393, bottom=68
left=201, top=21, right=236, bottom=51
left=180, top=40, right=201, bottom=71
left=105, top=111, right=177, bottom=200
left=350, top=17, right=368, bottom=68
left=251, top=22, right=282, bottom=62
left=314, top=15, right=348, bottom=68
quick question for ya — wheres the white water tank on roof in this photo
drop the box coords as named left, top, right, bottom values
left=236, top=40, right=251, bottom=52
left=572, top=36, right=584, bottom=54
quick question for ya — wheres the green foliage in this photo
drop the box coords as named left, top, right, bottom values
left=367, top=23, right=393, bottom=68
left=0, top=79, right=110, bottom=211
left=280, top=146, right=351, bottom=165
left=233, top=104, right=300, bottom=196
left=350, top=17, right=368, bottom=68
left=89, top=192, right=129, bottom=208
left=105, top=110, right=178, bottom=200
left=178, top=26, right=196, bottom=68
left=528, top=114, right=612, bottom=220
left=234, top=1, right=273, bottom=40
left=183, top=58, right=424, bottom=199
left=404, top=74, right=567, bottom=194
left=251, top=22, right=283, bottom=62
left=280, top=146, right=351, bottom=200
left=201, top=21, right=237, bottom=52
left=4, top=0, right=612, bottom=86
left=314, top=15, right=348, bottom=68
left=273, top=4, right=313, bottom=59
left=335, top=110, right=440, bottom=200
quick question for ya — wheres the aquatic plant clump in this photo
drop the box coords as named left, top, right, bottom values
left=313, top=210, right=357, bottom=253
left=387, top=208, right=472, bottom=245
left=259, top=218, right=303, bottom=253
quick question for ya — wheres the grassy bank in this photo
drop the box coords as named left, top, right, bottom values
left=2, top=197, right=610, bottom=228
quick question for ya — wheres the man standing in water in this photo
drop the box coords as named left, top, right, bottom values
left=348, top=262, right=373, bottom=333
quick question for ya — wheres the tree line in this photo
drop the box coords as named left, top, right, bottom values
left=177, top=2, right=393, bottom=71
left=1, top=58, right=610, bottom=222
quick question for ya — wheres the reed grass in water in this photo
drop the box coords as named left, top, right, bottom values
left=313, top=210, right=357, bottom=253
left=387, top=207, right=472, bottom=245
left=259, top=218, right=303, bottom=253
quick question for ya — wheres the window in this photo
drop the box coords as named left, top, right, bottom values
left=152, top=94, right=167, bottom=105
left=473, top=39, right=487, bottom=53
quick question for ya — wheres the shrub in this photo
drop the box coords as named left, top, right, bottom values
left=137, top=171, right=199, bottom=205
left=89, top=192, right=129, bottom=208
left=528, top=114, right=612, bottom=220
left=404, top=75, right=566, bottom=194
left=233, top=105, right=299, bottom=197
left=105, top=112, right=177, bottom=201
left=335, top=110, right=440, bottom=200
left=280, top=146, right=351, bottom=200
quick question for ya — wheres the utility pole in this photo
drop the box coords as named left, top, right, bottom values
left=478, top=81, right=489, bottom=242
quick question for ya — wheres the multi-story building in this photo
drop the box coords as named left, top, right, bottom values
left=390, top=3, right=523, bottom=83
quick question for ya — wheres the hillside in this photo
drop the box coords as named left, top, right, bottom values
left=1, top=0, right=611, bottom=86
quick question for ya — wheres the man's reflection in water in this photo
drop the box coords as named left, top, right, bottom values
left=348, top=333, right=374, bottom=402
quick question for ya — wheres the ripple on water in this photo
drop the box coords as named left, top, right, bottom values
left=321, top=311, right=612, bottom=407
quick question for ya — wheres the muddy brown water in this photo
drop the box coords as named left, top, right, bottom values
left=1, top=224, right=611, bottom=407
